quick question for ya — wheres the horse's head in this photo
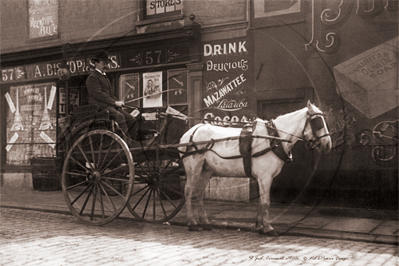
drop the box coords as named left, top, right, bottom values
left=302, top=101, right=332, bottom=154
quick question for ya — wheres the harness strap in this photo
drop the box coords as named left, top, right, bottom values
left=239, top=125, right=253, bottom=177
left=267, top=120, right=293, bottom=163
left=181, top=124, right=215, bottom=159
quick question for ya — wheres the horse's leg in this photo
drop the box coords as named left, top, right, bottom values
left=256, top=175, right=278, bottom=236
left=197, top=167, right=212, bottom=231
left=184, top=156, right=204, bottom=231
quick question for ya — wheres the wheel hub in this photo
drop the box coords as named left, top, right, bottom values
left=88, top=171, right=102, bottom=183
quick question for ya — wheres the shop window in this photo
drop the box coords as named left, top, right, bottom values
left=28, top=0, right=59, bottom=41
left=5, top=82, right=57, bottom=166
left=118, top=69, right=188, bottom=114
left=119, top=73, right=140, bottom=108
left=142, top=0, right=183, bottom=20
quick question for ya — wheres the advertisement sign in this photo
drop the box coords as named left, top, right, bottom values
left=28, top=0, right=58, bottom=39
left=202, top=37, right=255, bottom=126
left=5, top=82, right=57, bottom=165
left=143, top=71, right=163, bottom=108
left=119, top=73, right=140, bottom=108
left=168, top=69, right=187, bottom=106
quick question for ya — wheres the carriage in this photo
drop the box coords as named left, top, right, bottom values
left=59, top=104, right=189, bottom=226
left=59, top=101, right=331, bottom=235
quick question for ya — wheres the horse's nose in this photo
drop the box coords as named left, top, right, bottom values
left=324, top=139, right=332, bottom=153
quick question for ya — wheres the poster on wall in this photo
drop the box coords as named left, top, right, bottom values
left=5, top=83, right=57, bottom=165
left=143, top=71, right=162, bottom=108
left=119, top=73, right=140, bottom=108
left=167, top=69, right=187, bottom=106
left=28, top=0, right=59, bottom=39
left=202, top=37, right=256, bottom=126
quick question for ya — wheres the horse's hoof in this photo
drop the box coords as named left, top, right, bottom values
left=188, top=225, right=200, bottom=231
left=258, top=229, right=278, bottom=236
left=201, top=224, right=212, bottom=231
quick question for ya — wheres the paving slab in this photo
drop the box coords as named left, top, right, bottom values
left=1, top=186, right=398, bottom=245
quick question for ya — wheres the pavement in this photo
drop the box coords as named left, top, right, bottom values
left=1, top=186, right=398, bottom=246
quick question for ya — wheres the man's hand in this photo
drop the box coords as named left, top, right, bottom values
left=115, top=101, right=124, bottom=107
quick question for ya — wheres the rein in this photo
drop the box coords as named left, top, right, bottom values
left=178, top=109, right=330, bottom=160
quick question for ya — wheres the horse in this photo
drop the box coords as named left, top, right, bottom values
left=178, top=101, right=332, bottom=235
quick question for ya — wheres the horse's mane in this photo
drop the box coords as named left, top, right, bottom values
left=274, top=107, right=308, bottom=120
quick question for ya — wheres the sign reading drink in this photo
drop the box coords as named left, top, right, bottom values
left=202, top=37, right=255, bottom=126
left=29, top=0, right=58, bottom=39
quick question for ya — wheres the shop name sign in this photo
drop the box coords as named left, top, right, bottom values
left=1, top=55, right=120, bottom=82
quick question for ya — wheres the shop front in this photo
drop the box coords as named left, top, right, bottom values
left=1, top=23, right=202, bottom=188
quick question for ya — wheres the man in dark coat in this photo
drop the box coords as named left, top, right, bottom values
left=86, top=50, right=137, bottom=140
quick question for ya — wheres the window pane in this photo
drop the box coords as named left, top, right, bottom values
left=6, top=83, right=57, bottom=165
left=146, top=0, right=156, bottom=16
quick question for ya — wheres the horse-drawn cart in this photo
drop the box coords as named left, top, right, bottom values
left=59, top=105, right=188, bottom=226
left=59, top=101, right=331, bottom=235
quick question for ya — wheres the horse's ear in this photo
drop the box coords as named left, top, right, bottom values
left=307, top=100, right=315, bottom=113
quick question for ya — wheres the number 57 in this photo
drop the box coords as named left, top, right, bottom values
left=2, top=69, right=13, bottom=81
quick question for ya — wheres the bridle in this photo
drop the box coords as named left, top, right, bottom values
left=302, top=111, right=330, bottom=150
left=263, top=110, right=330, bottom=150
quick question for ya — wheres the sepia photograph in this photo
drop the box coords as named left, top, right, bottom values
left=0, top=0, right=398, bottom=265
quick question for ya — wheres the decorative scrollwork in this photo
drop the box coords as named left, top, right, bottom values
left=305, top=0, right=394, bottom=54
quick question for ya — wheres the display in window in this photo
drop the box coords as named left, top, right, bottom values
left=143, top=71, right=163, bottom=108
left=119, top=73, right=140, bottom=108
left=167, top=69, right=187, bottom=106
left=5, top=83, right=57, bottom=165
left=59, top=87, right=79, bottom=114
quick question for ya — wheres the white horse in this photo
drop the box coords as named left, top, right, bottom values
left=178, top=101, right=332, bottom=235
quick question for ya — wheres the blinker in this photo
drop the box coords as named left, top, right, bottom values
left=310, top=116, right=325, bottom=131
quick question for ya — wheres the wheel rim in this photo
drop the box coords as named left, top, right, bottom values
left=127, top=154, right=185, bottom=223
left=62, top=129, right=134, bottom=225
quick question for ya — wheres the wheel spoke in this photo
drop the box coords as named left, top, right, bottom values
left=131, top=186, right=151, bottom=211
left=137, top=163, right=152, bottom=176
left=79, top=183, right=95, bottom=215
left=97, top=134, right=104, bottom=170
left=100, top=164, right=128, bottom=176
left=70, top=182, right=93, bottom=205
left=156, top=187, right=167, bottom=217
left=98, top=139, right=116, bottom=171
left=65, top=171, right=87, bottom=177
left=90, top=183, right=97, bottom=220
left=98, top=182, right=117, bottom=212
left=142, top=188, right=153, bottom=219
left=102, top=176, right=130, bottom=183
left=159, top=189, right=177, bottom=208
left=98, top=184, right=105, bottom=218
left=89, top=135, right=96, bottom=169
left=153, top=187, right=156, bottom=220
left=101, top=179, right=124, bottom=198
left=69, top=156, right=89, bottom=172
left=65, top=179, right=88, bottom=190
left=102, top=150, right=124, bottom=172
left=131, top=184, right=149, bottom=197
left=77, top=143, right=95, bottom=172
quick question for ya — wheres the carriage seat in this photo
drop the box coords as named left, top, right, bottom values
left=71, top=105, right=110, bottom=126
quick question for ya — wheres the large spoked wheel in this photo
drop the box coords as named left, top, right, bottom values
left=127, top=151, right=186, bottom=223
left=62, top=129, right=134, bottom=225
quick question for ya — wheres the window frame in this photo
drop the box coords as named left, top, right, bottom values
left=139, top=0, right=183, bottom=22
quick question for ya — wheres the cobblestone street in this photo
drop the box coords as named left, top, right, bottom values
left=1, top=208, right=398, bottom=266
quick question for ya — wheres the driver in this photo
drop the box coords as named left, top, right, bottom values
left=86, top=50, right=137, bottom=141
